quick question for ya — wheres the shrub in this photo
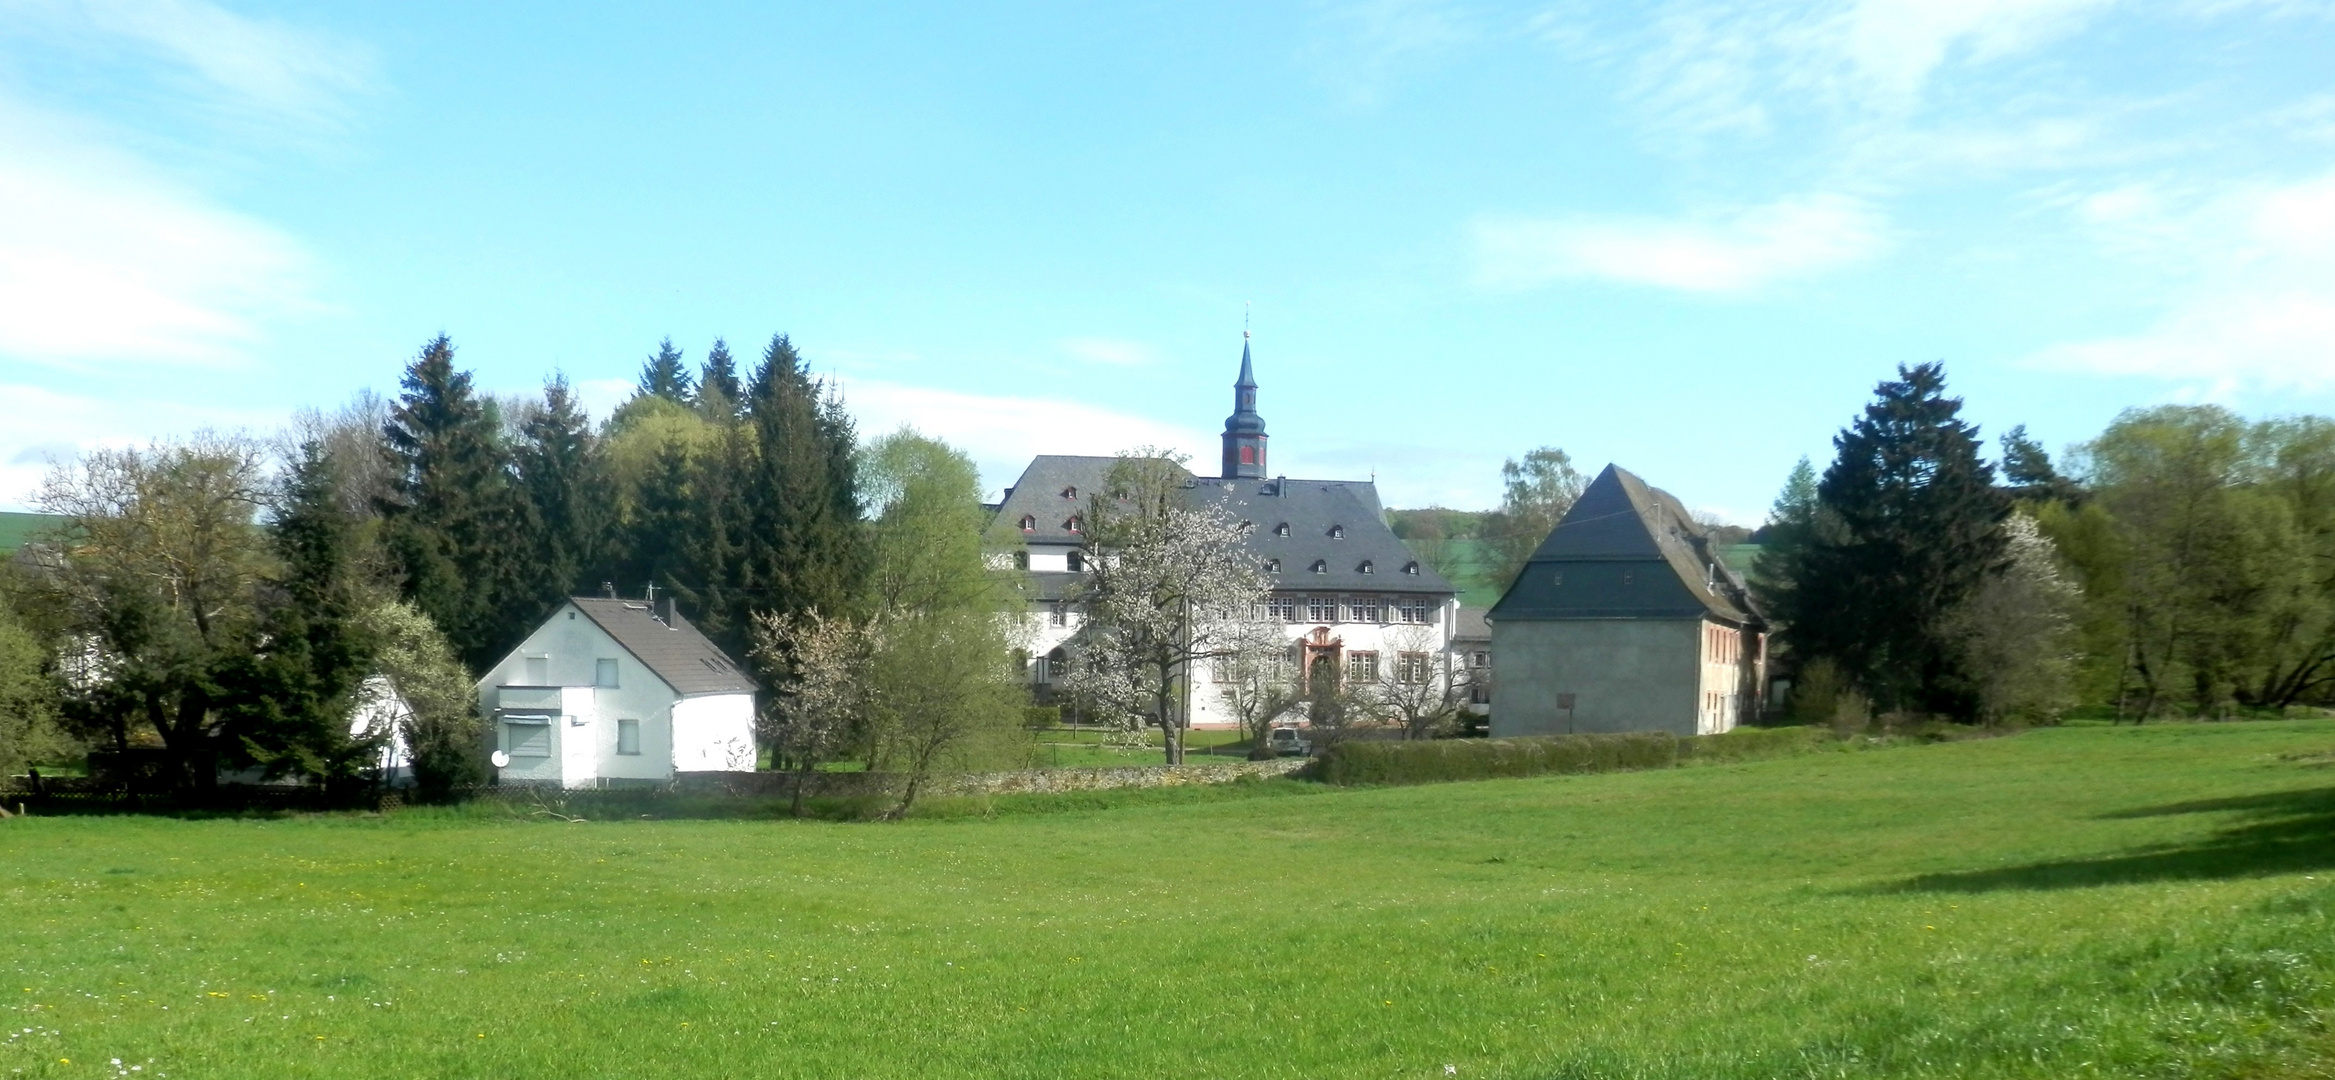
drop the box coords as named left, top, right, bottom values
left=1677, top=725, right=1836, bottom=763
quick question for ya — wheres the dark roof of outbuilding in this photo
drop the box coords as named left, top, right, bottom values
left=569, top=598, right=760, bottom=696
left=1489, top=464, right=1762, bottom=626
left=1452, top=606, right=1490, bottom=642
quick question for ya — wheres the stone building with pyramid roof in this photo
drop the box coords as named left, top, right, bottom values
left=1487, top=464, right=1767, bottom=737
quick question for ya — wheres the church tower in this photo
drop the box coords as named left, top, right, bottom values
left=1221, top=335, right=1268, bottom=479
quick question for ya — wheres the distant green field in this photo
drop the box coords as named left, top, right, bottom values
left=0, top=512, right=63, bottom=555
left=5, top=721, right=2333, bottom=1078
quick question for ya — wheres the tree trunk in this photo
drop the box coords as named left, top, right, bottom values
left=790, top=761, right=813, bottom=818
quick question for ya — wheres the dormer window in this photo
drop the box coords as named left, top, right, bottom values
left=1275, top=522, right=1291, bottom=536
left=1403, top=561, right=1420, bottom=575
left=1265, top=559, right=1282, bottom=573
left=1310, top=559, right=1328, bottom=574
left=1359, top=560, right=1375, bottom=574
left=1328, top=525, right=1346, bottom=539
left=1019, top=515, right=1036, bottom=532
left=1061, top=486, right=1078, bottom=500
left=1065, top=516, right=1082, bottom=533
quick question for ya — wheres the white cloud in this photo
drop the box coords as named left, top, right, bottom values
left=0, top=100, right=316, bottom=368
left=830, top=377, right=1211, bottom=498
left=2034, top=169, right=2335, bottom=389
left=1471, top=193, right=1888, bottom=292
left=2, top=0, right=378, bottom=129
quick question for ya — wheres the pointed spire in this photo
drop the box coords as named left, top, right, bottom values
left=1236, top=334, right=1256, bottom=389
left=1221, top=331, right=1268, bottom=479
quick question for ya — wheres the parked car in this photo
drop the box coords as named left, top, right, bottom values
left=1267, top=726, right=1312, bottom=756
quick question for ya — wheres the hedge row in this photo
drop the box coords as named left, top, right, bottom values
left=1312, top=725, right=1839, bottom=786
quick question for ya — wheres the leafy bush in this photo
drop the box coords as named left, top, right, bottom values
left=1677, top=725, right=1836, bottom=763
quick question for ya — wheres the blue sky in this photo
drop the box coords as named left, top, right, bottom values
left=4, top=0, right=2334, bottom=519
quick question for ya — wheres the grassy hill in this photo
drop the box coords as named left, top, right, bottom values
left=0, top=511, right=63, bottom=555
left=4, top=722, right=2333, bottom=1078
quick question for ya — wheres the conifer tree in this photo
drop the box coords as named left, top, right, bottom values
left=695, top=338, right=743, bottom=423
left=638, top=337, right=694, bottom=403
left=378, top=335, right=524, bottom=671
left=514, top=375, right=614, bottom=613
left=216, top=442, right=379, bottom=780
left=626, top=437, right=696, bottom=603
left=736, top=334, right=868, bottom=643
left=1769, top=362, right=2010, bottom=719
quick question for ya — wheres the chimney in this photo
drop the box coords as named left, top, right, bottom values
left=655, top=595, right=688, bottom=631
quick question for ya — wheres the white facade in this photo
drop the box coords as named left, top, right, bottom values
left=477, top=602, right=757, bottom=788
left=1018, top=585, right=1463, bottom=729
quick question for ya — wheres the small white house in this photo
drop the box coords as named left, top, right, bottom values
left=476, top=596, right=759, bottom=789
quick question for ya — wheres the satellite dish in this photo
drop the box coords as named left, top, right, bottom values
left=490, top=750, right=511, bottom=769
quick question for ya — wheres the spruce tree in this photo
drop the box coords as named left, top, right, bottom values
left=1772, top=362, right=2010, bottom=719
left=626, top=436, right=696, bottom=603
left=736, top=334, right=868, bottom=642
left=695, top=338, right=743, bottom=423
left=216, top=442, right=378, bottom=780
left=514, top=375, right=615, bottom=614
left=638, top=337, right=694, bottom=403
left=379, top=335, right=524, bottom=671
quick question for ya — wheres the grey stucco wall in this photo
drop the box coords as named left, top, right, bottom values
left=1490, top=619, right=1701, bottom=737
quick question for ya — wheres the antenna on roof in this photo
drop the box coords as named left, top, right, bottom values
left=601, top=581, right=616, bottom=599
left=645, top=582, right=657, bottom=603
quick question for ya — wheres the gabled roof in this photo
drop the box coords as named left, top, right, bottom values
left=1489, top=464, right=1761, bottom=626
left=986, top=457, right=1451, bottom=599
left=1197, top=476, right=1449, bottom=595
left=987, top=455, right=1172, bottom=547
left=1452, top=606, right=1490, bottom=642
left=568, top=598, right=760, bottom=696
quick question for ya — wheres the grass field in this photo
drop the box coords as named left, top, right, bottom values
left=0, top=511, right=64, bottom=556
left=4, top=722, right=2333, bottom=1079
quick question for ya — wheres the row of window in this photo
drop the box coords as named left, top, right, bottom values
left=1262, top=558, right=1423, bottom=577
left=1704, top=625, right=1743, bottom=665
left=1013, top=550, right=1085, bottom=571
left=499, top=716, right=643, bottom=757
left=1264, top=595, right=1435, bottom=625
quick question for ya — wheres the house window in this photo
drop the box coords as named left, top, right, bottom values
left=1622, top=570, right=1634, bottom=586
left=1329, top=525, right=1345, bottom=539
left=1471, top=682, right=1491, bottom=704
left=1061, top=486, right=1077, bottom=500
left=1552, top=570, right=1564, bottom=586
left=1064, top=516, right=1081, bottom=533
left=1348, top=596, right=1382, bottom=623
left=616, top=718, right=641, bottom=756
left=1264, top=558, right=1282, bottom=573
left=1403, top=562, right=1420, bottom=575
left=1358, top=560, right=1375, bottom=575
left=1268, top=595, right=1298, bottom=621
left=594, top=658, right=619, bottom=688
left=1013, top=550, right=1030, bottom=570
left=1471, top=651, right=1489, bottom=668
left=1397, top=598, right=1430, bottom=623
left=1396, top=652, right=1432, bottom=684
left=1347, top=651, right=1379, bottom=680
left=1042, top=647, right=1067, bottom=684
left=503, top=718, right=552, bottom=758
left=1239, top=446, right=1255, bottom=464
left=1019, top=515, right=1036, bottom=532
left=1049, top=604, right=1068, bottom=627
left=1067, top=550, right=1086, bottom=572
left=1307, top=596, right=1335, bottom=622
left=1310, top=559, right=1328, bottom=574
left=1275, top=522, right=1291, bottom=536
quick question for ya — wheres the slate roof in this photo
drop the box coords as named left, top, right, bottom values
left=987, top=456, right=1136, bottom=547
left=569, top=598, right=760, bottom=696
left=987, top=456, right=1453, bottom=598
left=1195, top=476, right=1449, bottom=595
left=1488, top=464, right=1761, bottom=626
left=1452, top=606, right=1490, bottom=642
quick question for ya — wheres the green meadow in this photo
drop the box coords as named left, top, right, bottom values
left=4, top=722, right=2333, bottom=1079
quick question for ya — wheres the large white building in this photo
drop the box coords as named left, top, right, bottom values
left=478, top=596, right=759, bottom=788
left=991, top=338, right=1463, bottom=729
